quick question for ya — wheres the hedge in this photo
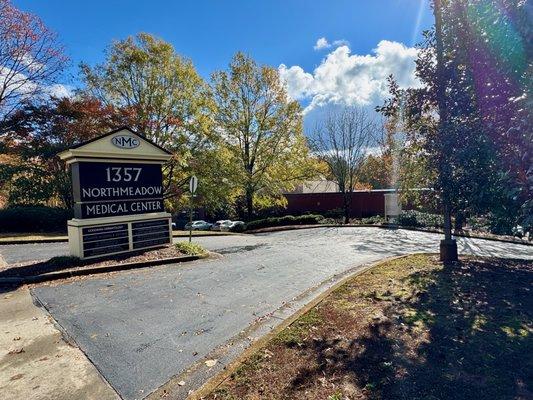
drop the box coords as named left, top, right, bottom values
left=246, top=214, right=325, bottom=230
left=0, top=206, right=72, bottom=233
left=397, top=210, right=444, bottom=229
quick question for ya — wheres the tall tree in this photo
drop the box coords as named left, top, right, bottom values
left=212, top=52, right=317, bottom=219
left=80, top=33, right=232, bottom=212
left=310, top=107, right=377, bottom=223
left=80, top=33, right=213, bottom=148
left=0, top=0, right=66, bottom=123
left=379, top=0, right=531, bottom=236
left=0, top=97, right=126, bottom=207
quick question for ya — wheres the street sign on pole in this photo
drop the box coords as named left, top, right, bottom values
left=189, top=175, right=198, bottom=194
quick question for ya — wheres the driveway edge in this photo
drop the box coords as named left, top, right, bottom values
left=188, top=253, right=414, bottom=400
left=0, top=254, right=202, bottom=285
left=247, top=224, right=531, bottom=246
left=148, top=254, right=413, bottom=400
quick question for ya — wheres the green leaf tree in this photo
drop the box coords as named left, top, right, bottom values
left=80, top=33, right=233, bottom=212
left=212, top=52, right=317, bottom=219
left=379, top=0, right=531, bottom=235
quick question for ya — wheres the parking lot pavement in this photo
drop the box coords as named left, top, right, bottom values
left=27, top=228, right=532, bottom=399
left=0, top=242, right=69, bottom=265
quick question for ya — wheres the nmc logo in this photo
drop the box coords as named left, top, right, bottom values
left=111, top=135, right=140, bottom=149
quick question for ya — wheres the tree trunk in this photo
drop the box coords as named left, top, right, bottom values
left=434, top=0, right=457, bottom=262
left=342, top=191, right=350, bottom=224
left=245, top=187, right=254, bottom=221
left=454, top=212, right=465, bottom=232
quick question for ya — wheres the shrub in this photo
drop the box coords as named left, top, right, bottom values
left=397, top=211, right=419, bottom=227
left=229, top=223, right=246, bottom=233
left=0, top=206, right=73, bottom=233
left=397, top=210, right=443, bottom=229
left=360, top=215, right=385, bottom=225
left=175, top=241, right=207, bottom=256
left=245, top=214, right=324, bottom=230
left=466, top=215, right=491, bottom=232
left=323, top=208, right=344, bottom=219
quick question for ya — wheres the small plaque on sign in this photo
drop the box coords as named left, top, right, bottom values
left=79, top=219, right=171, bottom=259
left=82, top=224, right=129, bottom=258
left=132, top=219, right=171, bottom=250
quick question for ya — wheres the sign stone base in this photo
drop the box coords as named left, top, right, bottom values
left=67, top=212, right=172, bottom=260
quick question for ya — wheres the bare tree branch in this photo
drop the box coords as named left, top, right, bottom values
left=309, top=106, right=378, bottom=223
left=0, top=0, right=67, bottom=123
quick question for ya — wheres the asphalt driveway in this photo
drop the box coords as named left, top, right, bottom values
left=7, top=228, right=533, bottom=399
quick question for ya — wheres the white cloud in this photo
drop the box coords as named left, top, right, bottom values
left=278, top=65, right=314, bottom=100
left=0, top=66, right=72, bottom=100
left=47, top=83, right=73, bottom=98
left=280, top=40, right=422, bottom=114
left=313, top=37, right=330, bottom=50
left=332, top=39, right=350, bottom=47
left=313, top=37, right=350, bottom=51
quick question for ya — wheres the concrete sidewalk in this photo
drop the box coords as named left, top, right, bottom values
left=0, top=287, right=119, bottom=400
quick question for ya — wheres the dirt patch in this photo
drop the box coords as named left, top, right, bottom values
left=207, top=254, right=533, bottom=400
left=0, top=245, right=186, bottom=278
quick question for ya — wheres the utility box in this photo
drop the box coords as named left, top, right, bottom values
left=384, top=192, right=401, bottom=222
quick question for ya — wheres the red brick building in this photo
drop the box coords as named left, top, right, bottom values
left=284, top=189, right=397, bottom=218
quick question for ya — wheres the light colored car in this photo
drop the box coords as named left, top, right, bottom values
left=184, top=220, right=212, bottom=231
left=221, top=220, right=245, bottom=232
left=211, top=220, right=232, bottom=231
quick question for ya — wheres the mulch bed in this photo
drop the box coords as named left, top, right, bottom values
left=208, top=254, right=533, bottom=400
left=0, top=246, right=186, bottom=278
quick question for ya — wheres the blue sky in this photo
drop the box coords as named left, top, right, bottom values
left=15, top=0, right=433, bottom=126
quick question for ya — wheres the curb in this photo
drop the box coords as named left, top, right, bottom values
left=0, top=232, right=238, bottom=246
left=247, top=224, right=531, bottom=246
left=0, top=254, right=201, bottom=285
left=0, top=237, right=69, bottom=245
left=181, top=254, right=412, bottom=400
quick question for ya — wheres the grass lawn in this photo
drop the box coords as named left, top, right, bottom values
left=208, top=254, right=532, bottom=400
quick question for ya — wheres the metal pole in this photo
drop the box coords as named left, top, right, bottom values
left=189, top=194, right=193, bottom=243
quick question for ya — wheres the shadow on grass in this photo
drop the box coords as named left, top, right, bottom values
left=287, top=258, right=532, bottom=400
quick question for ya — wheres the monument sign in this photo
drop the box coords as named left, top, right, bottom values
left=59, top=127, right=173, bottom=259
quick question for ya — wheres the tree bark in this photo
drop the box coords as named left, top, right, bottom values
left=342, top=191, right=351, bottom=224
left=245, top=186, right=254, bottom=221
left=434, top=0, right=457, bottom=262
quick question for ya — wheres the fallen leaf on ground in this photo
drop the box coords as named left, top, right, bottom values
left=8, top=348, right=24, bottom=354
left=205, top=359, right=217, bottom=367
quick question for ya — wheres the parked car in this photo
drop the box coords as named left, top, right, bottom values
left=221, top=220, right=245, bottom=232
left=184, top=220, right=212, bottom=231
left=211, top=220, right=232, bottom=231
